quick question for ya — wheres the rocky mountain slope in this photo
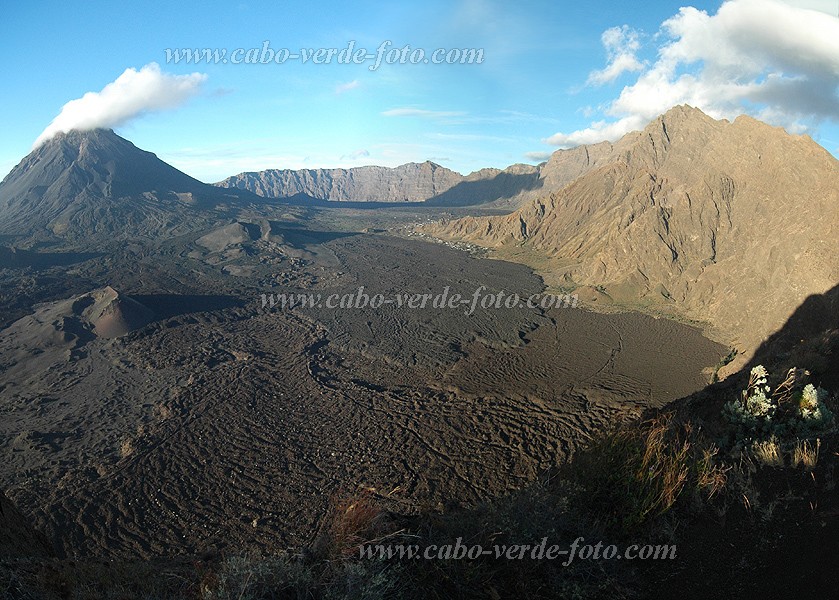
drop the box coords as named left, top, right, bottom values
left=0, top=129, right=259, bottom=240
left=423, top=106, right=839, bottom=372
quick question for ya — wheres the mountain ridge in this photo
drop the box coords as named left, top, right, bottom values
left=216, top=161, right=467, bottom=203
left=214, top=145, right=620, bottom=206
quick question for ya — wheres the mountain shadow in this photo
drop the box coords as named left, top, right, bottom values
left=130, top=294, right=245, bottom=320
left=743, top=281, right=839, bottom=390
left=0, top=246, right=102, bottom=269
left=1, top=491, right=54, bottom=559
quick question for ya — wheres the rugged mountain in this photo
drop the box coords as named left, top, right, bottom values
left=424, top=106, right=839, bottom=371
left=0, top=129, right=258, bottom=239
left=423, top=163, right=543, bottom=207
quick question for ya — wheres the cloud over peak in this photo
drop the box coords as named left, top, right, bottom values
left=34, top=63, right=206, bottom=148
left=548, top=0, right=839, bottom=148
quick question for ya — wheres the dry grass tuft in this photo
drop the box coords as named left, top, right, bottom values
left=571, top=414, right=694, bottom=530
left=792, top=438, right=820, bottom=471
left=752, top=438, right=784, bottom=468
left=696, top=445, right=729, bottom=499
left=327, top=489, right=393, bottom=558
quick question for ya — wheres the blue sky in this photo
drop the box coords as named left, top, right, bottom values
left=1, top=0, right=837, bottom=182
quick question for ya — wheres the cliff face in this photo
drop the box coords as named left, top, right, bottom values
left=424, top=106, right=839, bottom=369
left=216, top=161, right=466, bottom=202
left=215, top=158, right=599, bottom=207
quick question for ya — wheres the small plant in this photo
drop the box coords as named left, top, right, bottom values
left=723, top=365, right=834, bottom=443
left=200, top=554, right=314, bottom=600
left=723, top=366, right=775, bottom=439
left=794, top=385, right=833, bottom=434
left=712, top=348, right=738, bottom=382
left=119, top=436, right=135, bottom=458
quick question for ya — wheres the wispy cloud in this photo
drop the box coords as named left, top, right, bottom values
left=382, top=107, right=467, bottom=119
left=211, top=87, right=235, bottom=97
left=426, top=132, right=516, bottom=143
left=547, top=0, right=839, bottom=148
left=382, top=108, right=550, bottom=127
left=335, top=79, right=361, bottom=94
left=162, top=142, right=304, bottom=181
left=340, top=149, right=370, bottom=160
left=34, top=63, right=206, bottom=147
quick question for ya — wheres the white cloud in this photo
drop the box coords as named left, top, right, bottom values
left=382, top=107, right=466, bottom=118
left=335, top=80, right=360, bottom=94
left=34, top=63, right=206, bottom=147
left=773, top=0, right=837, bottom=15
left=586, top=26, right=644, bottom=86
left=545, top=116, right=647, bottom=147
left=547, top=0, right=839, bottom=147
